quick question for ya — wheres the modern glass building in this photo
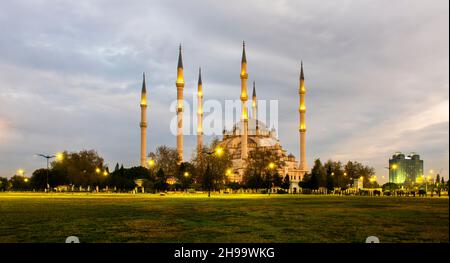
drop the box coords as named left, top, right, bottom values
left=389, top=152, right=424, bottom=185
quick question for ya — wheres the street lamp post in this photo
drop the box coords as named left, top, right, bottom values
left=202, top=147, right=223, bottom=197
left=37, top=154, right=56, bottom=192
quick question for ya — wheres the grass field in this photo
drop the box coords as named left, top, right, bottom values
left=0, top=193, right=448, bottom=243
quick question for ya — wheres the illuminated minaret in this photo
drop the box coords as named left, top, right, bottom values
left=176, top=45, right=184, bottom=163
left=299, top=62, right=308, bottom=171
left=252, top=81, right=257, bottom=120
left=197, top=67, right=203, bottom=155
left=240, top=41, right=249, bottom=160
left=252, top=81, right=260, bottom=136
left=140, top=73, right=147, bottom=167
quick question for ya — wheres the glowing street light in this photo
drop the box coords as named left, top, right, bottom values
left=203, top=147, right=224, bottom=157
left=268, top=162, right=275, bottom=170
left=148, top=159, right=155, bottom=168
left=95, top=167, right=101, bottom=174
left=184, top=171, right=189, bottom=177
left=226, top=168, right=232, bottom=176
left=215, top=147, right=224, bottom=157
left=103, top=171, right=108, bottom=176
left=24, top=178, right=29, bottom=183
left=56, top=152, right=64, bottom=161
left=16, top=169, right=25, bottom=176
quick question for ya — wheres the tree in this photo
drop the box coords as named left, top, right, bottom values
left=107, top=166, right=136, bottom=191
left=178, top=162, right=195, bottom=191
left=31, top=169, right=51, bottom=190
left=51, top=150, right=105, bottom=187
left=203, top=164, right=213, bottom=197
left=148, top=146, right=179, bottom=179
left=344, top=161, right=358, bottom=180
left=281, top=174, right=291, bottom=191
left=345, top=161, right=376, bottom=188
left=272, top=173, right=282, bottom=188
left=310, top=172, right=319, bottom=190
left=227, top=181, right=241, bottom=192
left=123, top=166, right=151, bottom=181
left=326, top=164, right=334, bottom=193
left=9, top=175, right=32, bottom=191
left=310, top=159, right=326, bottom=189
left=0, top=177, right=8, bottom=191
left=154, top=168, right=168, bottom=192
left=192, top=139, right=233, bottom=192
left=332, top=161, right=347, bottom=189
left=263, top=172, right=273, bottom=195
left=243, top=146, right=284, bottom=191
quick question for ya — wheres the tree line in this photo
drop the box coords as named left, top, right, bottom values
left=1, top=144, right=448, bottom=194
left=300, top=159, right=379, bottom=191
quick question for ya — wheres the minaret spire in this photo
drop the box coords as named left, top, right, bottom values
left=299, top=61, right=308, bottom=172
left=176, top=44, right=185, bottom=163
left=197, top=67, right=203, bottom=156
left=240, top=41, right=249, bottom=160
left=242, top=41, right=247, bottom=63
left=178, top=44, right=183, bottom=69
left=140, top=72, right=148, bottom=167
left=300, top=61, right=304, bottom=80
left=141, top=72, right=146, bottom=93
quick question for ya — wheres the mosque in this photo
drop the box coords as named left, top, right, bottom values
left=139, top=42, right=308, bottom=192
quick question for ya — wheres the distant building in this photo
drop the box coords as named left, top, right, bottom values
left=389, top=152, right=424, bottom=185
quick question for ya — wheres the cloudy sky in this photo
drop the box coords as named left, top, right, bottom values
left=0, top=0, right=448, bottom=182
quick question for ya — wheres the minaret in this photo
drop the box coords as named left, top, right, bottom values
left=176, top=45, right=184, bottom=163
left=197, top=67, right=203, bottom=156
left=240, top=41, right=249, bottom=160
left=252, top=81, right=260, bottom=136
left=299, top=62, right=308, bottom=171
left=252, top=81, right=257, bottom=120
left=140, top=72, right=147, bottom=167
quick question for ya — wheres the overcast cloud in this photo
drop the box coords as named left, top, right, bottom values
left=0, top=0, right=448, bottom=182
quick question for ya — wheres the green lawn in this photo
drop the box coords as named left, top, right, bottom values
left=0, top=193, right=448, bottom=243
